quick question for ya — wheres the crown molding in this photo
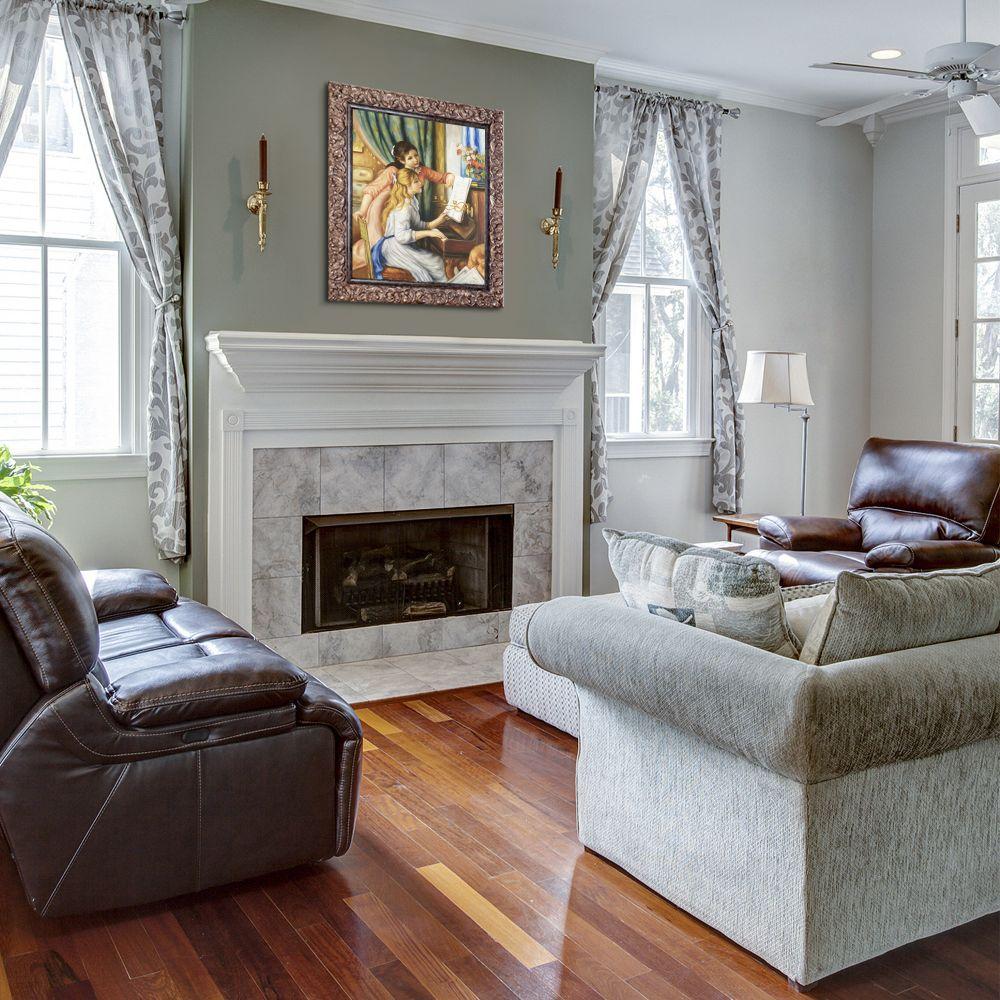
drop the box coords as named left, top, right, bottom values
left=259, top=0, right=604, bottom=63
left=594, top=57, right=837, bottom=118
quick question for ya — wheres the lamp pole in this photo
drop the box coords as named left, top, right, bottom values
left=799, top=409, right=810, bottom=516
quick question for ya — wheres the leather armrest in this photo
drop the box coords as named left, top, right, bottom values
left=866, top=540, right=1000, bottom=572
left=82, top=568, right=178, bottom=622
left=758, top=515, right=862, bottom=552
left=104, top=648, right=308, bottom=728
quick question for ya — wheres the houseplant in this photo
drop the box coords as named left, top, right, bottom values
left=0, top=446, right=55, bottom=526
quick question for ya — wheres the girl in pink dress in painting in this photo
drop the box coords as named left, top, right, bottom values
left=354, top=140, right=455, bottom=244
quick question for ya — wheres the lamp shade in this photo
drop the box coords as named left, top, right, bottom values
left=738, top=351, right=814, bottom=407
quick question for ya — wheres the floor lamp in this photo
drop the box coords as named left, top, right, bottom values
left=738, top=351, right=815, bottom=516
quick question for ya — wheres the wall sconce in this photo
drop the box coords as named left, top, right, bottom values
left=539, top=166, right=563, bottom=268
left=246, top=134, right=270, bottom=252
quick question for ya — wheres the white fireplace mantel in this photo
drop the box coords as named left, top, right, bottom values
left=206, top=332, right=604, bottom=629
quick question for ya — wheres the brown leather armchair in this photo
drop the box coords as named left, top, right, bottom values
left=748, top=437, right=1000, bottom=585
left=0, top=496, right=362, bottom=917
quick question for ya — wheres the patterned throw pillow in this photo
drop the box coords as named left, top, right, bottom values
left=799, top=561, right=1000, bottom=665
left=603, top=529, right=692, bottom=610
left=671, top=547, right=801, bottom=657
left=647, top=605, right=698, bottom=626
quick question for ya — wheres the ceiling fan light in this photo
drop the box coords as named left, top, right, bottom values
left=869, top=48, right=904, bottom=60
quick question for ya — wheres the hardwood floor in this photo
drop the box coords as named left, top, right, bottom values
left=1, top=683, right=996, bottom=999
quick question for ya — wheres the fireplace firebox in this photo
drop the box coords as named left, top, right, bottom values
left=301, top=505, right=513, bottom=632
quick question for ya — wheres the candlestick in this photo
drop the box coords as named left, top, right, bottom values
left=553, top=166, right=563, bottom=212
left=259, top=135, right=268, bottom=187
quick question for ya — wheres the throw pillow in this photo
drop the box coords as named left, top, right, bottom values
left=671, top=547, right=801, bottom=657
left=798, top=560, right=1000, bottom=665
left=603, top=529, right=692, bottom=610
left=647, top=605, right=698, bottom=626
left=783, top=593, right=832, bottom=647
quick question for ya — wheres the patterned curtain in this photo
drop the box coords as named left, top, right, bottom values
left=355, top=109, right=435, bottom=216
left=0, top=0, right=52, bottom=173
left=57, top=0, right=188, bottom=561
left=658, top=98, right=744, bottom=513
left=591, top=85, right=661, bottom=522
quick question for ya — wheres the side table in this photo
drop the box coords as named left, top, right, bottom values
left=712, top=513, right=763, bottom=543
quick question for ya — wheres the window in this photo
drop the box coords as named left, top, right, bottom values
left=598, top=128, right=707, bottom=455
left=0, top=14, right=142, bottom=459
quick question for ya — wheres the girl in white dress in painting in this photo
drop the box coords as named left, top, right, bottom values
left=372, top=168, right=449, bottom=283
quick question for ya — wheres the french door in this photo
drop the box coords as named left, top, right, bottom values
left=958, top=179, right=1000, bottom=443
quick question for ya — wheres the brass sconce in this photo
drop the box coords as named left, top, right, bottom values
left=246, top=134, right=271, bottom=252
left=539, top=166, right=563, bottom=269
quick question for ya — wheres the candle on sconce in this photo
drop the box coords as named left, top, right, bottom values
left=553, top=166, right=563, bottom=211
left=259, top=134, right=268, bottom=187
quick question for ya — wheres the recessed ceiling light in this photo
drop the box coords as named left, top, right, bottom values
left=869, top=48, right=904, bottom=60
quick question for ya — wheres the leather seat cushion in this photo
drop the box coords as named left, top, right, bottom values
left=747, top=549, right=868, bottom=586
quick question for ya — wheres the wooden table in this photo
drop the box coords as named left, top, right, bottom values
left=712, top=513, right=763, bottom=542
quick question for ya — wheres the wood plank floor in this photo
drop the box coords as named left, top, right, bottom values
left=1, top=683, right=996, bottom=999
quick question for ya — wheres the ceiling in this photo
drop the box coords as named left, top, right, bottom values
left=272, top=0, right=1000, bottom=116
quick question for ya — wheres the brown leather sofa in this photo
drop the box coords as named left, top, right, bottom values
left=748, top=437, right=1000, bottom=585
left=0, top=495, right=362, bottom=917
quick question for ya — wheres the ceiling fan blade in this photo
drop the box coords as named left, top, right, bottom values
left=959, top=93, right=1000, bottom=135
left=811, top=61, right=932, bottom=79
left=817, top=89, right=939, bottom=126
left=969, top=44, right=1000, bottom=71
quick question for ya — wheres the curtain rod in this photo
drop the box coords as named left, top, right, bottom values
left=594, top=82, right=741, bottom=119
left=58, top=0, right=189, bottom=22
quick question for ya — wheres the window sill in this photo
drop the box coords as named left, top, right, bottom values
left=607, top=436, right=713, bottom=459
left=24, top=453, right=147, bottom=481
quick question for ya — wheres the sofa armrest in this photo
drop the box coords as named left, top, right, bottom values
left=758, top=515, right=862, bottom=552
left=82, top=568, right=178, bottom=622
left=525, top=597, right=1000, bottom=783
left=866, top=539, right=1000, bottom=571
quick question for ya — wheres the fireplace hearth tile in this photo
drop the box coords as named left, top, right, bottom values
left=498, top=610, right=511, bottom=642
left=253, top=447, right=320, bottom=518
left=264, top=633, right=319, bottom=669
left=441, top=612, right=499, bottom=649
left=314, top=659, right=433, bottom=701
left=512, top=554, right=551, bottom=605
left=444, top=443, right=501, bottom=507
left=382, top=618, right=445, bottom=656
left=500, top=442, right=552, bottom=502
left=318, top=625, right=384, bottom=666
left=321, top=446, right=385, bottom=514
left=252, top=576, right=301, bottom=638
left=252, top=517, right=302, bottom=579
left=385, top=445, right=445, bottom=510
left=513, top=502, right=552, bottom=557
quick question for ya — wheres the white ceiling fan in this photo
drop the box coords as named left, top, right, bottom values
left=812, top=0, right=1000, bottom=135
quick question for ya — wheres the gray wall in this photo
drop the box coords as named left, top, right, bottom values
left=590, top=105, right=874, bottom=592
left=870, top=113, right=948, bottom=440
left=181, top=0, right=595, bottom=599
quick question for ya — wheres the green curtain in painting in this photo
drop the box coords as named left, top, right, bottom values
left=355, top=109, right=436, bottom=216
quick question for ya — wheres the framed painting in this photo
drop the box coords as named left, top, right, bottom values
left=327, top=82, right=504, bottom=308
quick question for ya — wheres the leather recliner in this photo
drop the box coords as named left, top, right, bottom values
left=0, top=495, right=362, bottom=917
left=748, top=437, right=1000, bottom=586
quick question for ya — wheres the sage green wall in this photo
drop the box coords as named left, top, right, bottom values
left=180, top=0, right=595, bottom=599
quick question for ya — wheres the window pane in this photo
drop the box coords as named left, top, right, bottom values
left=643, top=133, right=685, bottom=279
left=977, top=200, right=1000, bottom=258
left=46, top=247, right=120, bottom=452
left=0, top=81, right=41, bottom=236
left=0, top=245, right=43, bottom=451
left=43, top=36, right=119, bottom=241
left=980, top=134, right=1000, bottom=166
left=604, top=283, right=645, bottom=434
left=974, top=382, right=999, bottom=441
left=648, top=286, right=688, bottom=433
left=976, top=322, right=1000, bottom=379
left=976, top=261, right=1000, bottom=318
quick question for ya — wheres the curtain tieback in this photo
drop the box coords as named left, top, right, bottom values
left=155, top=294, right=181, bottom=312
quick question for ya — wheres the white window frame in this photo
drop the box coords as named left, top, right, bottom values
left=0, top=16, right=149, bottom=481
left=597, top=196, right=712, bottom=460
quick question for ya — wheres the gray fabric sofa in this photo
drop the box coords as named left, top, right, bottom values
left=504, top=593, right=1000, bottom=988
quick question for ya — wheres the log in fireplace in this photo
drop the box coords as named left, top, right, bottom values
left=301, top=505, right=513, bottom=632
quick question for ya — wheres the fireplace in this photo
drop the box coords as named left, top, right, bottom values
left=301, top=505, right=514, bottom=633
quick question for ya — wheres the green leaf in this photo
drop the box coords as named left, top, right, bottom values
left=0, top=445, right=56, bottom=526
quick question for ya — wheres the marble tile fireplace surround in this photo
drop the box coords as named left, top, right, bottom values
left=206, top=332, right=603, bottom=701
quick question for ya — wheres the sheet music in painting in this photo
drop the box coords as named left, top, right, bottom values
left=446, top=175, right=472, bottom=222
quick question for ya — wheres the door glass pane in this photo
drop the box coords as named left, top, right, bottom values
left=980, top=134, right=1000, bottom=166
left=976, top=261, right=1000, bottom=318
left=0, top=81, right=41, bottom=236
left=976, top=322, right=1000, bottom=379
left=0, top=245, right=43, bottom=451
left=974, top=382, right=1000, bottom=441
left=43, top=36, right=119, bottom=241
left=604, top=283, right=645, bottom=435
left=648, top=286, right=688, bottom=433
left=46, top=247, right=120, bottom=452
left=978, top=200, right=1000, bottom=258
left=642, top=130, right=686, bottom=279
